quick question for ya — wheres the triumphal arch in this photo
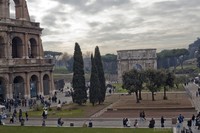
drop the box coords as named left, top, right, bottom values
left=117, top=49, right=157, bottom=82
left=0, top=0, right=54, bottom=102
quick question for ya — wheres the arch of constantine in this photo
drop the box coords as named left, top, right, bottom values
left=0, top=0, right=54, bottom=102
left=117, top=49, right=157, bottom=82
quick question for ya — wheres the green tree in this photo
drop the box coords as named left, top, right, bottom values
left=72, top=42, right=87, bottom=105
left=163, top=71, right=175, bottom=100
left=122, top=69, right=145, bottom=103
left=94, top=46, right=106, bottom=104
left=145, top=69, right=164, bottom=101
left=89, top=54, right=100, bottom=106
left=197, top=46, right=200, bottom=68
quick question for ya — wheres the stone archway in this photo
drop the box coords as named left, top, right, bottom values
left=0, top=36, right=5, bottom=58
left=0, top=77, right=7, bottom=103
left=29, top=38, right=37, bottom=58
left=30, top=75, right=38, bottom=98
left=43, top=74, right=50, bottom=95
left=134, top=64, right=142, bottom=71
left=12, top=37, right=23, bottom=58
left=13, top=76, right=25, bottom=99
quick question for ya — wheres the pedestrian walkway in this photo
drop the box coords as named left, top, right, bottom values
left=184, top=83, right=200, bottom=112
left=91, top=95, right=121, bottom=118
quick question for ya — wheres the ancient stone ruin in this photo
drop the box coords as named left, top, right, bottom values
left=0, top=0, right=54, bottom=102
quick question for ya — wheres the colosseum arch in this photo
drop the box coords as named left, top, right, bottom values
left=28, top=38, right=37, bottom=58
left=0, top=36, right=5, bottom=58
left=13, top=76, right=25, bottom=99
left=30, top=75, right=38, bottom=98
left=12, top=37, right=23, bottom=58
left=0, top=77, right=7, bottom=103
left=43, top=74, right=50, bottom=95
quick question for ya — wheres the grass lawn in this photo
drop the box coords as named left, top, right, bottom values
left=28, top=107, right=84, bottom=118
left=0, top=126, right=172, bottom=133
left=27, top=95, right=120, bottom=118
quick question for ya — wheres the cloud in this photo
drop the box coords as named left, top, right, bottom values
left=52, top=0, right=132, bottom=14
left=22, top=0, right=200, bottom=55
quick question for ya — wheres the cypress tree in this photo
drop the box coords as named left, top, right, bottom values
left=197, top=46, right=200, bottom=68
left=89, top=54, right=100, bottom=106
left=94, top=46, right=106, bottom=104
left=72, top=42, right=87, bottom=105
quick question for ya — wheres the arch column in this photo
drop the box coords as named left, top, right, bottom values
left=50, top=71, right=54, bottom=95
left=24, top=33, right=29, bottom=59
left=8, top=74, right=13, bottom=99
left=39, top=72, right=44, bottom=96
left=25, top=72, right=30, bottom=99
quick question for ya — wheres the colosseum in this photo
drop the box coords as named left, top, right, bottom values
left=0, top=0, right=54, bottom=102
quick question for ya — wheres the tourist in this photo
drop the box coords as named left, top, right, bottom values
left=142, top=110, right=146, bottom=120
left=57, top=117, right=64, bottom=127
left=42, top=120, right=46, bottom=127
left=25, top=111, right=28, bottom=121
left=161, top=116, right=165, bottom=127
left=196, top=113, right=200, bottom=130
left=139, top=111, right=143, bottom=121
left=133, top=119, right=138, bottom=128
left=191, top=114, right=195, bottom=126
left=20, top=118, right=25, bottom=126
left=19, top=109, right=22, bottom=122
left=88, top=120, right=93, bottom=128
left=123, top=118, right=126, bottom=127
left=187, top=119, right=192, bottom=130
left=149, top=118, right=155, bottom=128
left=126, top=118, right=131, bottom=127
left=178, top=114, right=184, bottom=123
left=82, top=121, right=87, bottom=127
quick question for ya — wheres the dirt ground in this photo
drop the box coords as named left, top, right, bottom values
left=99, top=92, right=197, bottom=118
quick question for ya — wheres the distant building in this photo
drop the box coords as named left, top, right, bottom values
left=117, top=49, right=157, bottom=82
left=0, top=0, right=54, bottom=101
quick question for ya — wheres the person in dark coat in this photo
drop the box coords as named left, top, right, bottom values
left=161, top=116, right=165, bottom=127
left=149, top=118, right=155, bottom=128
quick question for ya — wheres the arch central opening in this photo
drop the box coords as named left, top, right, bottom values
left=13, top=76, right=25, bottom=99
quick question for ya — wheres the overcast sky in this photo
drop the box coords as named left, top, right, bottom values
left=10, top=0, right=200, bottom=55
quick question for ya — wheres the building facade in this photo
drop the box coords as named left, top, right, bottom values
left=0, top=0, right=54, bottom=102
left=117, top=49, right=157, bottom=82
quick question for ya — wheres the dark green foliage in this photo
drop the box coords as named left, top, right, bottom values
left=163, top=71, right=175, bottom=100
left=66, top=57, right=74, bottom=72
left=101, top=54, right=117, bottom=74
left=145, top=69, right=166, bottom=101
left=44, top=51, right=62, bottom=57
left=94, top=46, right=106, bottom=104
left=72, top=42, right=87, bottom=105
left=157, top=48, right=189, bottom=69
left=188, top=38, right=200, bottom=58
left=122, top=69, right=145, bottom=103
left=89, top=54, right=100, bottom=106
left=197, top=46, right=200, bottom=68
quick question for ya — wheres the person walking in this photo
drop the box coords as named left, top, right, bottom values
left=42, top=120, right=46, bottom=127
left=57, top=117, right=64, bottom=127
left=192, top=114, right=195, bottom=126
left=25, top=111, right=28, bottom=121
left=133, top=119, right=138, bottom=128
left=161, top=116, right=165, bottom=127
